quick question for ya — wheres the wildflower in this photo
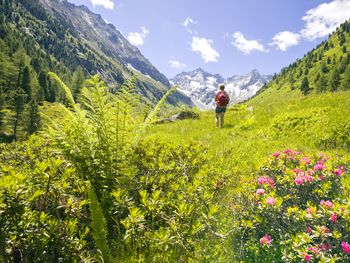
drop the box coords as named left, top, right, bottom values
left=257, top=176, right=274, bottom=189
left=301, top=157, right=310, bottom=165
left=306, top=226, right=313, bottom=234
left=260, top=234, right=272, bottom=246
left=318, top=175, right=325, bottom=181
left=295, top=175, right=314, bottom=185
left=320, top=200, right=333, bottom=209
left=319, top=242, right=331, bottom=251
left=304, top=253, right=311, bottom=261
left=314, top=163, right=326, bottom=171
left=256, top=189, right=266, bottom=195
left=292, top=168, right=304, bottom=175
left=320, top=225, right=330, bottom=233
left=272, top=151, right=280, bottom=158
left=266, top=197, right=276, bottom=206
left=341, top=241, right=350, bottom=254
left=306, top=170, right=315, bottom=176
left=330, top=213, right=338, bottom=223
left=306, top=207, right=314, bottom=214
left=308, top=247, right=319, bottom=254
left=283, top=148, right=293, bottom=155
left=295, top=177, right=303, bottom=185
left=334, top=166, right=345, bottom=176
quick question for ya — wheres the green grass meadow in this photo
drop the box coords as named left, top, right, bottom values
left=148, top=89, right=350, bottom=184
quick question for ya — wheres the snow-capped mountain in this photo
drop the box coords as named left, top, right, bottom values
left=171, top=68, right=272, bottom=109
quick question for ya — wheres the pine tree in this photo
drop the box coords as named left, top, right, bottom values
left=13, top=89, right=25, bottom=141
left=71, top=66, right=85, bottom=99
left=329, top=68, right=340, bottom=91
left=0, top=87, right=5, bottom=130
left=289, top=73, right=295, bottom=90
left=21, top=65, right=32, bottom=102
left=316, top=74, right=328, bottom=93
left=341, top=65, right=350, bottom=90
left=300, top=77, right=310, bottom=95
left=26, top=99, right=40, bottom=135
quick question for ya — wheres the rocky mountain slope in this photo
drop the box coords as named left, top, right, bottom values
left=0, top=0, right=191, bottom=106
left=171, top=68, right=272, bottom=109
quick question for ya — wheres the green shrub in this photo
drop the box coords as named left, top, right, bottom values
left=230, top=149, right=349, bottom=262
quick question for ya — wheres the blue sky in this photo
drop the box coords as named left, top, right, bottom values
left=67, top=0, right=350, bottom=78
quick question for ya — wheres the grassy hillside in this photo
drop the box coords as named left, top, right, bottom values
left=257, top=20, right=350, bottom=95
left=148, top=89, right=350, bottom=179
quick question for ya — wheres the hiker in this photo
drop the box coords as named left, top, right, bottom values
left=214, top=84, right=229, bottom=128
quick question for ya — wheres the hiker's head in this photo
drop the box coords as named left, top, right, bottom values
left=219, top=84, right=225, bottom=91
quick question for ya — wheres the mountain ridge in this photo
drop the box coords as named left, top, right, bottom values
left=171, top=68, right=272, bottom=109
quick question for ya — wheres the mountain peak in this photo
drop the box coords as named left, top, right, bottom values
left=171, top=69, right=272, bottom=109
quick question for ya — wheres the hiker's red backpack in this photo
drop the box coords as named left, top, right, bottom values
left=217, top=92, right=228, bottom=106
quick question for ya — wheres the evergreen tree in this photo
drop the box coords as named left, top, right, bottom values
left=21, top=65, right=32, bottom=102
left=13, top=89, right=25, bottom=141
left=316, top=74, right=328, bottom=93
left=321, top=62, right=329, bottom=73
left=26, top=99, right=40, bottom=135
left=341, top=65, right=350, bottom=90
left=329, top=68, right=340, bottom=91
left=289, top=73, right=295, bottom=90
left=71, top=66, right=85, bottom=99
left=0, top=87, right=5, bottom=130
left=300, top=77, right=310, bottom=95
left=38, top=71, right=50, bottom=101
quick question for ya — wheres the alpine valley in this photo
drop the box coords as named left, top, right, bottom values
left=1, top=0, right=350, bottom=262
left=171, top=68, right=272, bottom=109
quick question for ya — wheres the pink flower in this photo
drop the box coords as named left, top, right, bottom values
left=334, top=166, right=345, bottom=176
left=304, top=253, right=311, bottom=261
left=319, top=242, right=331, bottom=251
left=306, top=207, right=314, bottom=214
left=314, top=163, right=326, bottom=171
left=293, top=168, right=304, bottom=175
left=266, top=197, right=276, bottom=206
left=301, top=157, right=311, bottom=165
left=320, top=200, right=333, bottom=209
left=318, top=175, right=325, bottom=181
left=283, top=148, right=293, bottom=155
left=272, top=151, right=280, bottom=158
left=257, top=176, right=275, bottom=189
left=341, top=241, right=350, bottom=254
left=295, top=175, right=314, bottom=185
left=256, top=189, right=266, bottom=195
left=306, top=226, right=313, bottom=234
left=330, top=213, right=338, bottom=223
left=320, top=225, right=330, bottom=233
left=260, top=234, right=272, bottom=246
left=295, top=177, right=303, bottom=185
left=308, top=247, right=319, bottom=254
left=306, top=170, right=315, bottom=176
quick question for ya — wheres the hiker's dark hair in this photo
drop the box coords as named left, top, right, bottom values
left=219, top=84, right=225, bottom=90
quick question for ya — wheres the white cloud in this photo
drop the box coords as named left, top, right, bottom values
left=89, top=0, right=114, bottom=10
left=300, top=0, right=350, bottom=40
left=232, top=32, right=267, bottom=54
left=191, top=37, right=219, bottom=63
left=127, top=26, right=149, bottom=46
left=269, top=31, right=300, bottom=51
left=169, top=60, right=187, bottom=69
left=183, top=17, right=197, bottom=27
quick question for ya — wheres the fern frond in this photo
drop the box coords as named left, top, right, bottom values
left=143, top=86, right=177, bottom=127
left=48, top=72, right=76, bottom=109
left=88, top=188, right=112, bottom=263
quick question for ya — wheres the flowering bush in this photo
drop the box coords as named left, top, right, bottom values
left=230, top=149, right=350, bottom=262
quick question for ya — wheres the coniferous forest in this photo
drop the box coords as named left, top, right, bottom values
left=1, top=0, right=350, bottom=262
